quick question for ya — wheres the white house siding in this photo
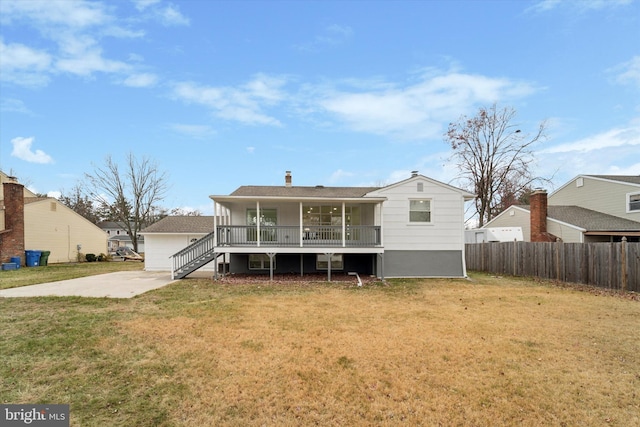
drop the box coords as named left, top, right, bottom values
left=368, top=177, right=466, bottom=251
left=24, top=200, right=107, bottom=263
left=367, top=176, right=471, bottom=278
left=550, top=176, right=640, bottom=221
left=144, top=233, right=215, bottom=271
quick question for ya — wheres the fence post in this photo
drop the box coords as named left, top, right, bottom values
left=556, top=238, right=561, bottom=281
left=621, top=237, right=628, bottom=292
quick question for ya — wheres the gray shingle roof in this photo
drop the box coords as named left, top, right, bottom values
left=141, top=216, right=215, bottom=233
left=230, top=185, right=381, bottom=198
left=521, top=205, right=640, bottom=231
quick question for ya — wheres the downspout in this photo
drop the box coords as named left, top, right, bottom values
left=460, top=196, right=468, bottom=278
left=342, top=202, right=346, bottom=247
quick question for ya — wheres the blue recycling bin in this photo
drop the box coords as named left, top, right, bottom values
left=25, top=250, right=42, bottom=267
left=10, top=256, right=21, bottom=268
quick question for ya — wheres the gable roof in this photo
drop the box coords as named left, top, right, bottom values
left=229, top=185, right=381, bottom=198
left=515, top=205, right=640, bottom=231
left=141, top=216, right=215, bottom=234
left=366, top=174, right=475, bottom=200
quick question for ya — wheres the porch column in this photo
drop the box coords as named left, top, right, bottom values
left=325, top=252, right=333, bottom=282
left=378, top=253, right=385, bottom=281
left=214, top=252, right=218, bottom=280
left=256, top=201, right=261, bottom=247
left=342, top=202, right=346, bottom=247
left=300, top=254, right=304, bottom=277
left=378, top=202, right=384, bottom=247
left=299, top=202, right=304, bottom=247
left=267, top=252, right=276, bottom=281
left=213, top=200, right=218, bottom=245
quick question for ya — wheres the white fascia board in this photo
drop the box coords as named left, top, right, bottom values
left=209, top=195, right=386, bottom=203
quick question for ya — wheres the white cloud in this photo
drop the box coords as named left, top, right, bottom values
left=159, top=4, right=189, bottom=26
left=10, top=136, right=54, bottom=164
left=0, top=0, right=160, bottom=84
left=133, top=0, right=161, bottom=11
left=536, top=124, right=640, bottom=188
left=528, top=0, right=633, bottom=13
left=246, top=147, right=255, bottom=154
left=123, top=72, right=159, bottom=87
left=315, top=71, right=538, bottom=140
left=56, top=47, right=130, bottom=76
left=172, top=74, right=287, bottom=126
left=610, top=56, right=640, bottom=88
left=0, top=98, right=31, bottom=114
left=541, top=126, right=640, bottom=154
left=0, top=39, right=52, bottom=86
left=1, top=0, right=110, bottom=28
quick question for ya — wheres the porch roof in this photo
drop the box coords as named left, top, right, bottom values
left=211, top=185, right=386, bottom=203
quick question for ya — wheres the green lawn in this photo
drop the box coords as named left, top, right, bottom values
left=0, top=261, right=144, bottom=290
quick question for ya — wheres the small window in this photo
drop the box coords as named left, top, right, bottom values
left=629, top=193, right=640, bottom=212
left=409, top=199, right=431, bottom=223
left=316, top=254, right=343, bottom=270
left=249, top=254, right=274, bottom=270
left=50, top=202, right=57, bottom=211
left=417, top=182, right=424, bottom=192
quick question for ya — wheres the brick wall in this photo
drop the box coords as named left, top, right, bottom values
left=0, top=180, right=25, bottom=264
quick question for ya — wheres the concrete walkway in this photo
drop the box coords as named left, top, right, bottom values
left=0, top=271, right=178, bottom=298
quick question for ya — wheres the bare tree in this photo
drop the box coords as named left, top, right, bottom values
left=85, top=153, right=169, bottom=252
left=446, top=103, right=547, bottom=226
left=58, top=184, right=101, bottom=224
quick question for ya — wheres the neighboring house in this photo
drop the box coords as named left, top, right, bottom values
left=1, top=172, right=107, bottom=264
left=158, top=171, right=474, bottom=280
left=140, top=216, right=216, bottom=271
left=483, top=175, right=640, bottom=243
left=98, top=221, right=145, bottom=253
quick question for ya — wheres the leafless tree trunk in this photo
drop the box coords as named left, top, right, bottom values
left=85, top=153, right=168, bottom=252
left=445, top=103, right=548, bottom=226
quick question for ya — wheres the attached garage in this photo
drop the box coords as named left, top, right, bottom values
left=140, top=216, right=217, bottom=272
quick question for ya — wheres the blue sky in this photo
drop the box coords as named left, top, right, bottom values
left=1, top=0, right=639, bottom=215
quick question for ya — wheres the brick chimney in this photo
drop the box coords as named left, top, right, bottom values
left=530, top=189, right=550, bottom=242
left=285, top=171, right=292, bottom=187
left=1, top=177, right=25, bottom=264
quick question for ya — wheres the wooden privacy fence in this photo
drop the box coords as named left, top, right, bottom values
left=465, top=240, right=640, bottom=292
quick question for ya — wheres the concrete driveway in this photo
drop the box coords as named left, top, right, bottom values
left=0, top=271, right=178, bottom=298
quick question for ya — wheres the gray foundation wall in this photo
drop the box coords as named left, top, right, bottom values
left=381, top=250, right=465, bottom=278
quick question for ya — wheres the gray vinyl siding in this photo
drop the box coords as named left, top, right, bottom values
left=485, top=207, right=532, bottom=241
left=381, top=250, right=464, bottom=278
left=550, top=177, right=640, bottom=221
left=547, top=220, right=584, bottom=243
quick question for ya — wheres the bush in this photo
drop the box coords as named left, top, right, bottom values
left=85, top=253, right=97, bottom=262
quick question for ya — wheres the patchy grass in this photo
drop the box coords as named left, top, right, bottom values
left=1, top=272, right=639, bottom=426
left=0, top=261, right=144, bottom=290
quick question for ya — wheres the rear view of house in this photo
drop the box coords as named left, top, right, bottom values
left=155, top=171, right=474, bottom=280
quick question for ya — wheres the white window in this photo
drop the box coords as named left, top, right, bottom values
left=249, top=254, right=274, bottom=270
left=628, top=192, right=640, bottom=212
left=409, top=199, right=431, bottom=223
left=316, top=254, right=343, bottom=270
